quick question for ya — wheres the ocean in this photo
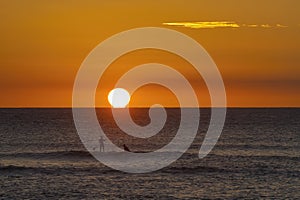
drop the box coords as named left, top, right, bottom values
left=0, top=108, right=299, bottom=199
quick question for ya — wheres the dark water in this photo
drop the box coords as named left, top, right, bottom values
left=0, top=108, right=299, bottom=199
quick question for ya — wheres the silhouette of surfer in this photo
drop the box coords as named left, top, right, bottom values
left=99, top=136, right=105, bottom=152
left=123, top=144, right=131, bottom=152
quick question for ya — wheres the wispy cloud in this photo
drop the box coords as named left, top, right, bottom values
left=163, top=21, right=288, bottom=29
left=163, top=21, right=240, bottom=29
left=275, top=24, right=288, bottom=28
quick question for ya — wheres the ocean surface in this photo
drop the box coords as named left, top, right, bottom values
left=0, top=108, right=299, bottom=199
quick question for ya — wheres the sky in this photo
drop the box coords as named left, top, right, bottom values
left=0, top=0, right=299, bottom=107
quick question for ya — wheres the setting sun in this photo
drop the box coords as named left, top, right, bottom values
left=108, top=88, right=131, bottom=108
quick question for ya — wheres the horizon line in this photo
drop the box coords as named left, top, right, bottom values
left=0, top=106, right=299, bottom=109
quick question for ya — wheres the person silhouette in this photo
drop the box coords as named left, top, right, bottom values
left=123, top=144, right=131, bottom=152
left=99, top=136, right=105, bottom=152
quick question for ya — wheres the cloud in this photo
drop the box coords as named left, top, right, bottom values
left=163, top=21, right=288, bottom=29
left=246, top=24, right=258, bottom=27
left=276, top=24, right=288, bottom=28
left=163, top=21, right=240, bottom=29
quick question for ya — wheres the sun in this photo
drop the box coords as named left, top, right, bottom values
left=108, top=88, right=131, bottom=108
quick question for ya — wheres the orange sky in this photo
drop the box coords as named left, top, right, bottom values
left=0, top=0, right=299, bottom=107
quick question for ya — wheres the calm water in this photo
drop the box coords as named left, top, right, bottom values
left=0, top=108, right=299, bottom=199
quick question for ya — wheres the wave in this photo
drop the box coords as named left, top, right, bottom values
left=0, top=150, right=299, bottom=160
left=0, top=164, right=116, bottom=175
left=0, top=150, right=93, bottom=159
left=0, top=150, right=189, bottom=158
left=1, top=163, right=299, bottom=177
left=161, top=165, right=300, bottom=177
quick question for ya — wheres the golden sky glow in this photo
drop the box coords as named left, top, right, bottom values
left=0, top=0, right=299, bottom=107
